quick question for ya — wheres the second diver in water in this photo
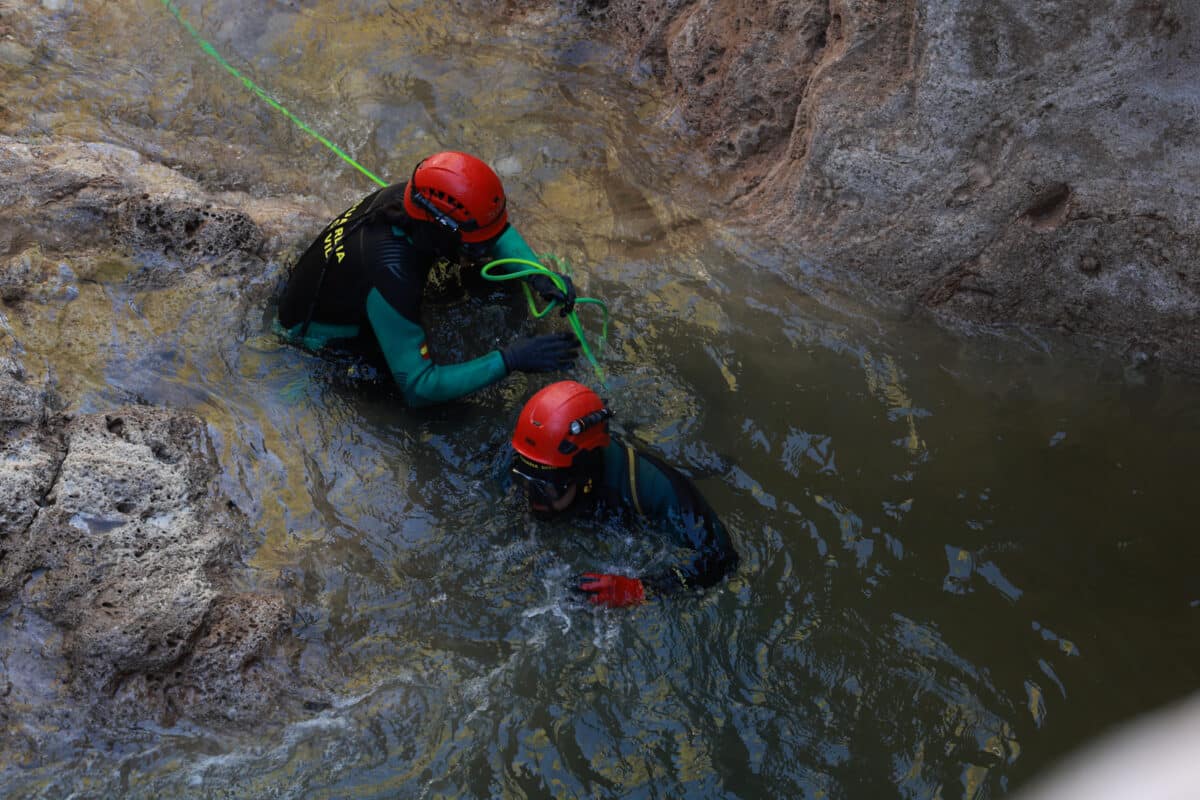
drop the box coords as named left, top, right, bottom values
left=510, top=381, right=739, bottom=608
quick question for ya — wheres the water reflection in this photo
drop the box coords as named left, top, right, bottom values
left=2, top=1, right=1200, bottom=798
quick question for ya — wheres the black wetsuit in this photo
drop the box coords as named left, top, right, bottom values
left=276, top=182, right=543, bottom=406
left=577, top=438, right=739, bottom=595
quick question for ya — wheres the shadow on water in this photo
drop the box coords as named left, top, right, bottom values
left=2, top=1, right=1200, bottom=798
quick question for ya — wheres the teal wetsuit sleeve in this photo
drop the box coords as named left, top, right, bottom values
left=487, top=226, right=542, bottom=273
left=365, top=288, right=508, bottom=407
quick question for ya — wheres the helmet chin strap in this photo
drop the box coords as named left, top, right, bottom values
left=571, top=447, right=605, bottom=481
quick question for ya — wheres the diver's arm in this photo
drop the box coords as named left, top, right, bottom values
left=365, top=288, right=507, bottom=407
left=574, top=447, right=739, bottom=608
left=575, top=507, right=737, bottom=606
left=641, top=511, right=740, bottom=594
left=633, top=453, right=740, bottom=595
left=487, top=225, right=541, bottom=270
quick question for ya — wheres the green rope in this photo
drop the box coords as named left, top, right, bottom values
left=160, top=1, right=610, bottom=386
left=482, top=258, right=609, bottom=387
left=158, top=0, right=387, bottom=188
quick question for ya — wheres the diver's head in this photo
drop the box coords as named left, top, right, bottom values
left=511, top=381, right=612, bottom=515
left=402, top=151, right=508, bottom=261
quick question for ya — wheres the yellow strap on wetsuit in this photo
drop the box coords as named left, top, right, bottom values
left=625, top=443, right=645, bottom=517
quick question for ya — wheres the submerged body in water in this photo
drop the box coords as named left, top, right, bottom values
left=509, top=381, right=739, bottom=607
left=276, top=152, right=579, bottom=406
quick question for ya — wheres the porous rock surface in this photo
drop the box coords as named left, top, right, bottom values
left=0, top=134, right=327, bottom=285
left=0, top=354, right=60, bottom=543
left=540, top=0, right=1200, bottom=369
left=0, top=359, right=296, bottom=728
left=0, top=68, right=330, bottom=733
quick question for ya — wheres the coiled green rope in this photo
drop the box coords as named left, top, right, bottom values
left=482, top=258, right=609, bottom=387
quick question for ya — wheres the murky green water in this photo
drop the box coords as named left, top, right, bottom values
left=2, top=1, right=1199, bottom=797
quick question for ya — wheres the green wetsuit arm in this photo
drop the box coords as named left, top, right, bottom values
left=366, top=288, right=508, bottom=407
left=487, top=226, right=542, bottom=274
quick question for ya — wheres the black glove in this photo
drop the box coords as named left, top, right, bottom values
left=501, top=332, right=579, bottom=374
left=528, top=273, right=577, bottom=316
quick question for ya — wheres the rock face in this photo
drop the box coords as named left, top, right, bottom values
left=0, top=113, right=328, bottom=737
left=550, top=0, right=1200, bottom=369
left=0, top=134, right=327, bottom=273
left=0, top=355, right=57, bottom=521
left=0, top=354, right=296, bottom=729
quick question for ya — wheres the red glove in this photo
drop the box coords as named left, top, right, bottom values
left=578, top=573, right=645, bottom=608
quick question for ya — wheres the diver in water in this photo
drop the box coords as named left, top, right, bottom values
left=276, top=151, right=579, bottom=406
left=509, top=381, right=739, bottom=608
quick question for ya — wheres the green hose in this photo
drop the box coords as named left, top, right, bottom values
left=159, top=0, right=388, bottom=189
left=482, top=258, right=609, bottom=387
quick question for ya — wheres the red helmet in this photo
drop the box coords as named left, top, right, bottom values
left=402, top=151, right=508, bottom=243
left=512, top=381, right=612, bottom=469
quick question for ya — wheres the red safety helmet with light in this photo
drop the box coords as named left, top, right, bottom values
left=511, top=381, right=612, bottom=507
left=513, top=381, right=612, bottom=468
left=512, top=383, right=646, bottom=607
left=402, top=151, right=509, bottom=244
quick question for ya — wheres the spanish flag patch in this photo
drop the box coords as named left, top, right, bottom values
left=419, top=342, right=430, bottom=360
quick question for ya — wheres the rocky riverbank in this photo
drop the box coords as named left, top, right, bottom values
left=525, top=0, right=1200, bottom=370
left=0, top=383, right=297, bottom=730
left=0, top=130, right=330, bottom=752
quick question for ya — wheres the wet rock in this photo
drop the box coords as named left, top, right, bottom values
left=0, top=135, right=325, bottom=268
left=110, top=592, right=295, bottom=726
left=0, top=354, right=44, bottom=429
left=0, top=40, right=35, bottom=68
left=122, top=197, right=264, bottom=266
left=0, top=246, right=83, bottom=306
left=0, top=389, right=302, bottom=728
left=0, top=356, right=60, bottom=543
left=537, top=0, right=1200, bottom=371
left=0, top=3, right=330, bottom=750
left=0, top=134, right=330, bottom=350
